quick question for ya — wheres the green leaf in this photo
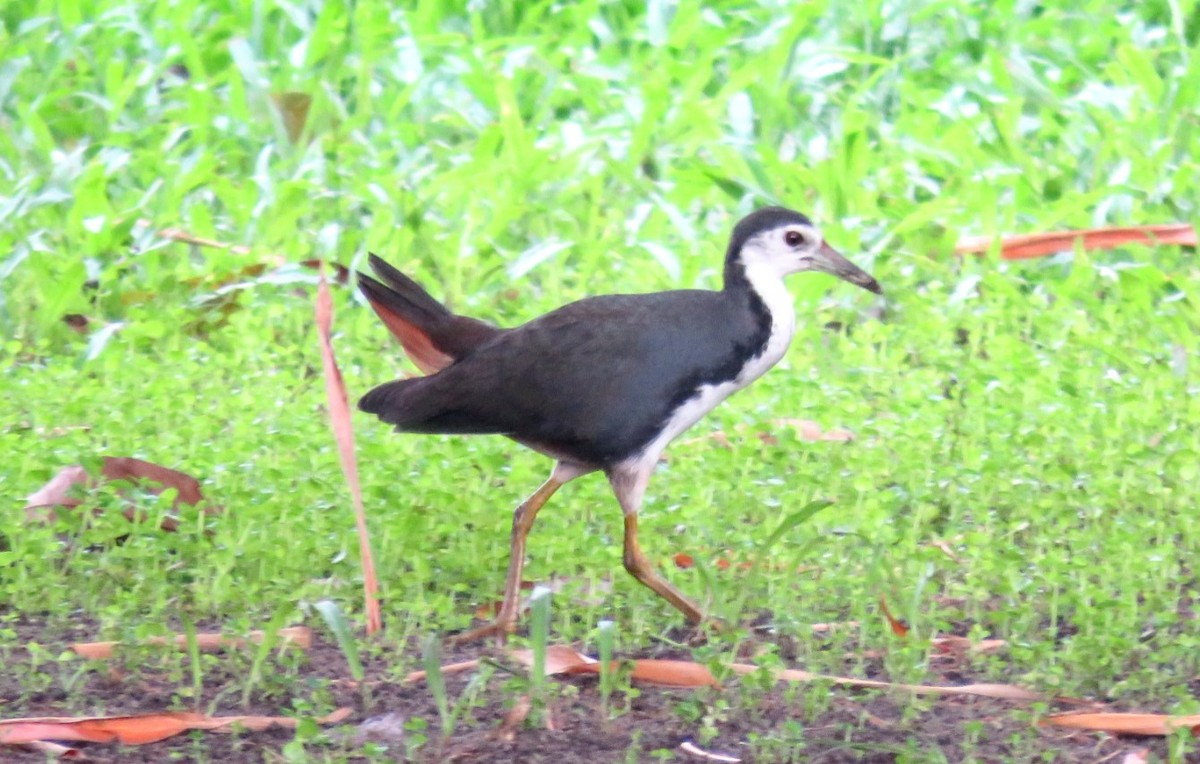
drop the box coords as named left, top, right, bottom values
left=761, top=500, right=835, bottom=552
left=315, top=599, right=363, bottom=682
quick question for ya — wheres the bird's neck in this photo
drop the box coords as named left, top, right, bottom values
left=724, top=260, right=797, bottom=375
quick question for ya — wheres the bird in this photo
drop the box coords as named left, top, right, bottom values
left=357, top=206, right=881, bottom=642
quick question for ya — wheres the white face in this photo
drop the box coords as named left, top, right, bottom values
left=739, top=223, right=825, bottom=278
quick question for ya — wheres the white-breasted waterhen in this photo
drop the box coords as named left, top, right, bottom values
left=358, top=207, right=881, bottom=642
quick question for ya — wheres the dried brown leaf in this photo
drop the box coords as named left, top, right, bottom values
left=0, top=713, right=198, bottom=745
left=316, top=266, right=381, bottom=635
left=24, top=457, right=215, bottom=526
left=155, top=226, right=253, bottom=255
left=70, top=627, right=311, bottom=660
left=1042, top=712, right=1200, bottom=736
left=810, top=620, right=860, bottom=634
left=929, top=635, right=1007, bottom=657
left=513, top=646, right=718, bottom=687
left=730, top=663, right=1043, bottom=701
left=271, top=92, right=312, bottom=144
left=956, top=224, right=1197, bottom=260
left=401, top=659, right=480, bottom=684
left=0, top=708, right=351, bottom=747
left=879, top=596, right=910, bottom=637
left=513, top=645, right=1043, bottom=701
left=623, top=660, right=719, bottom=687
left=925, top=539, right=963, bottom=563
left=200, top=707, right=351, bottom=733
left=769, top=418, right=856, bottom=442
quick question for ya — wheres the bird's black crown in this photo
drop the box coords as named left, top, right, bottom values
left=725, top=207, right=814, bottom=262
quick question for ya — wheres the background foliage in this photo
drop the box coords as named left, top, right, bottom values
left=2, top=0, right=1198, bottom=735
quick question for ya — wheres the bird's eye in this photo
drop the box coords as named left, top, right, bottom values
left=785, top=230, right=806, bottom=247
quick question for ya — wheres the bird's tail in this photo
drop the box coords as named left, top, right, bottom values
left=358, top=254, right=500, bottom=374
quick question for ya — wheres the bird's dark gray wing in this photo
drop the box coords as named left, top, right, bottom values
left=360, top=289, right=771, bottom=465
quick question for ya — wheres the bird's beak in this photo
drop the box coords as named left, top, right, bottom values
left=814, top=241, right=883, bottom=295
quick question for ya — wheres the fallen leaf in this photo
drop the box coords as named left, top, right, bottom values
left=514, top=646, right=719, bottom=687
left=338, top=658, right=485, bottom=690
left=511, top=645, right=591, bottom=677
left=929, top=635, right=1007, bottom=657
left=729, top=663, right=1044, bottom=701
left=271, top=91, right=312, bottom=143
left=955, top=224, right=1197, bottom=260
left=679, top=739, right=741, bottom=762
left=1042, top=712, right=1200, bottom=736
left=623, top=660, right=719, bottom=687
left=0, top=709, right=350, bottom=747
left=513, top=645, right=1046, bottom=700
left=70, top=627, right=311, bottom=660
left=810, top=621, right=860, bottom=634
left=769, top=418, right=856, bottom=442
left=400, top=659, right=480, bottom=684
left=879, top=596, right=910, bottom=637
left=709, top=431, right=733, bottom=449
left=201, top=707, right=351, bottom=733
left=0, top=714, right=197, bottom=745
left=673, top=553, right=696, bottom=569
left=672, top=551, right=811, bottom=574
left=24, top=457, right=217, bottom=527
left=540, top=644, right=599, bottom=675
left=317, top=265, right=381, bottom=635
left=154, top=226, right=252, bottom=254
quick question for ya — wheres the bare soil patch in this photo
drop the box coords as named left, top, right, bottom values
left=0, top=616, right=1157, bottom=762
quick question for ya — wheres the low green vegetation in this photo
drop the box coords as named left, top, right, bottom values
left=2, top=0, right=1198, bottom=760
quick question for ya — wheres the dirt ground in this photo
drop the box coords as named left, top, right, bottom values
left=0, top=616, right=1164, bottom=763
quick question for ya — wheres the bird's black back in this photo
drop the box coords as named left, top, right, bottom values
left=359, top=287, right=772, bottom=466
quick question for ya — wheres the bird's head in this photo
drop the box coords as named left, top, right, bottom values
left=726, top=207, right=882, bottom=295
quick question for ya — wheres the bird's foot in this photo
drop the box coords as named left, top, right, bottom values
left=448, top=618, right=516, bottom=646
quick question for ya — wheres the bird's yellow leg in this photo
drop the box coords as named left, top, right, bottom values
left=621, top=512, right=706, bottom=624
left=450, top=461, right=591, bottom=645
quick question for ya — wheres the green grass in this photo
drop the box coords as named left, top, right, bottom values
left=2, top=0, right=1200, bottom=760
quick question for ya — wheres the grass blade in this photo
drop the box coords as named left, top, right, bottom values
left=761, top=500, right=834, bottom=551
left=314, top=599, right=363, bottom=683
